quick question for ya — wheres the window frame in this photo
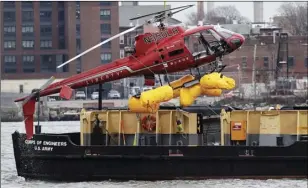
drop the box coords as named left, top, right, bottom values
left=22, top=55, right=35, bottom=73
left=3, top=55, right=17, bottom=73
left=39, top=11, right=52, bottom=21
left=40, top=40, right=52, bottom=49
left=4, top=40, right=16, bottom=50
left=22, top=40, right=35, bottom=49
left=101, top=53, right=112, bottom=63
left=22, top=11, right=34, bottom=22
left=100, top=24, right=111, bottom=34
left=3, top=11, right=16, bottom=22
left=100, top=9, right=111, bottom=20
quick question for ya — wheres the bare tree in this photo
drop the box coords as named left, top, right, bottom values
left=276, top=2, right=308, bottom=36
left=185, top=12, right=198, bottom=25
left=206, top=5, right=250, bottom=24
left=185, top=5, right=250, bottom=25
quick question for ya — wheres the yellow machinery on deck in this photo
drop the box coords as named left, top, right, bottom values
left=79, top=109, right=198, bottom=146
left=220, top=109, right=308, bottom=146
left=79, top=107, right=308, bottom=147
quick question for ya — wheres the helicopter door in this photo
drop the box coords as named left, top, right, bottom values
left=184, top=33, right=211, bottom=56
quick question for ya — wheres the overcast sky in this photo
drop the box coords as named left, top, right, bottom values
left=138, top=1, right=283, bottom=23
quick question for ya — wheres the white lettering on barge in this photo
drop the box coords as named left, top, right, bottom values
left=25, top=140, right=67, bottom=152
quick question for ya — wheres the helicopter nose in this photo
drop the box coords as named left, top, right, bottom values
left=230, top=33, right=245, bottom=48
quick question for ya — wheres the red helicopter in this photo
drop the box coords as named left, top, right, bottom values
left=14, top=5, right=245, bottom=139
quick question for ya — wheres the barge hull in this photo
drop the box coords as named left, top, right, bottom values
left=12, top=132, right=308, bottom=181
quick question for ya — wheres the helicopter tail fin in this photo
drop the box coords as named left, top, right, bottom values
left=22, top=98, right=36, bottom=140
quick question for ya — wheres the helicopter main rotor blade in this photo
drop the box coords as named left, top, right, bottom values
left=57, top=24, right=141, bottom=69
left=129, top=4, right=194, bottom=21
left=22, top=76, right=56, bottom=105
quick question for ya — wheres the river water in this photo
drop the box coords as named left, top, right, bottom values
left=1, top=121, right=307, bottom=188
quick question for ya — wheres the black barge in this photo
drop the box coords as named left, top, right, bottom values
left=12, top=106, right=308, bottom=181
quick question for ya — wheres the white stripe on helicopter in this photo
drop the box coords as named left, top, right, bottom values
left=45, top=56, right=189, bottom=92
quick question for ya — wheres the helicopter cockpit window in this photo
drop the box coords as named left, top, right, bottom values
left=214, top=26, right=235, bottom=39
left=184, top=34, right=207, bottom=55
left=200, top=29, right=222, bottom=43
left=184, top=28, right=226, bottom=57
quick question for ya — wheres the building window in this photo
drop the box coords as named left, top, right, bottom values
left=101, top=38, right=111, bottom=48
left=3, top=2, right=15, bottom=8
left=76, top=1, right=80, bottom=9
left=120, top=50, right=125, bottom=58
left=58, top=10, right=65, bottom=22
left=40, top=40, right=52, bottom=49
left=22, top=1, right=33, bottom=9
left=76, top=10, right=80, bottom=20
left=56, top=54, right=69, bottom=73
left=76, top=58, right=82, bottom=74
left=76, top=25, right=80, bottom=36
left=126, top=35, right=135, bottom=46
left=58, top=25, right=65, bottom=36
left=4, top=41, right=16, bottom=50
left=120, top=35, right=124, bottom=44
left=40, top=1, right=52, bottom=8
left=101, top=53, right=112, bottom=63
left=40, top=55, right=55, bottom=73
left=101, top=24, right=111, bottom=34
left=76, top=39, right=81, bottom=52
left=4, top=26, right=16, bottom=36
left=287, top=56, right=294, bottom=67
left=22, top=55, right=35, bottom=73
left=100, top=9, right=111, bottom=20
left=22, top=40, right=35, bottom=49
left=263, top=56, right=269, bottom=67
left=59, top=38, right=66, bottom=49
left=22, top=25, right=34, bottom=36
left=3, top=12, right=16, bottom=22
left=100, top=1, right=111, bottom=6
left=241, top=56, right=247, bottom=68
left=40, top=11, right=52, bottom=21
left=22, top=11, right=34, bottom=22
left=40, top=25, right=52, bottom=36
left=305, top=57, right=308, bottom=68
left=3, top=56, right=17, bottom=73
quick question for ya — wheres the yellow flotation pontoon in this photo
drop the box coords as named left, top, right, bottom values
left=128, top=96, right=160, bottom=113
left=179, top=73, right=236, bottom=107
left=200, top=72, right=235, bottom=90
left=128, top=72, right=236, bottom=112
left=139, top=85, right=174, bottom=107
left=169, top=75, right=195, bottom=98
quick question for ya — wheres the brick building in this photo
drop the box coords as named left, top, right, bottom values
left=0, top=1, right=119, bottom=80
left=222, top=35, right=308, bottom=84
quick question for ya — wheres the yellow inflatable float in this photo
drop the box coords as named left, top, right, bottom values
left=200, top=72, right=235, bottom=90
left=179, top=73, right=235, bottom=107
left=139, top=85, right=174, bottom=107
left=169, top=75, right=195, bottom=98
left=128, top=96, right=160, bottom=113
left=128, top=72, right=237, bottom=111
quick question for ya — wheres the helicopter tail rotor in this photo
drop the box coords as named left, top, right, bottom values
left=21, top=76, right=56, bottom=105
